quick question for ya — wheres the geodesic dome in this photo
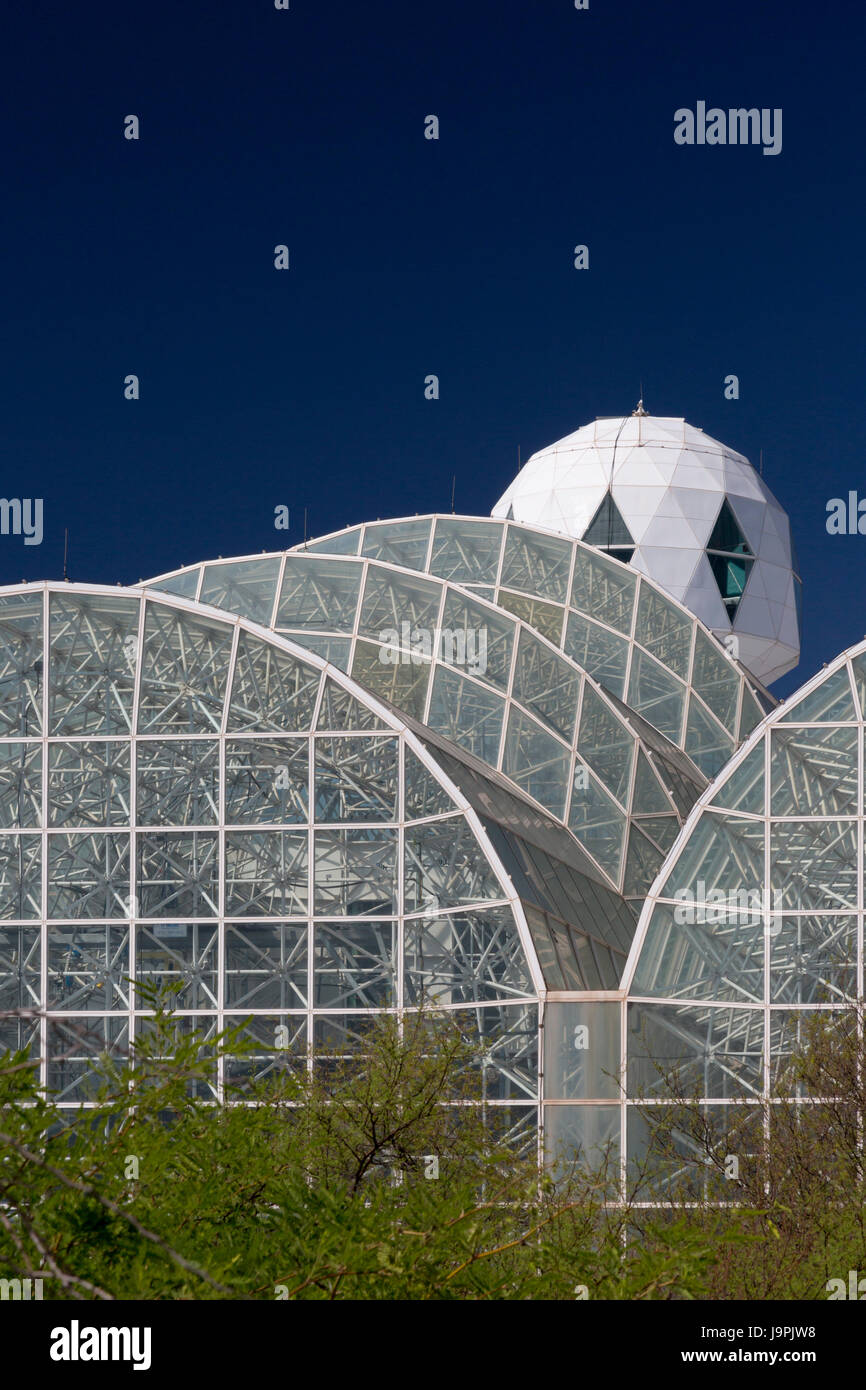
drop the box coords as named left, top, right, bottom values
left=491, top=413, right=802, bottom=684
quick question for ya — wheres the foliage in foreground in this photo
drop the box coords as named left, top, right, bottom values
left=2, top=996, right=865, bottom=1299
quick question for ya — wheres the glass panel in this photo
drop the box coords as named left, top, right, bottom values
left=737, top=689, right=765, bottom=740
left=403, top=748, right=456, bottom=820
left=787, top=663, right=857, bottom=723
left=497, top=590, right=564, bottom=644
left=46, top=925, right=130, bottom=1010
left=314, top=735, right=399, bottom=821
left=0, top=743, right=41, bottom=828
left=635, top=584, right=693, bottom=679
left=313, top=920, right=397, bottom=1007
left=47, top=1018, right=130, bottom=1102
left=404, top=905, right=533, bottom=1004
left=770, top=915, right=856, bottom=1004
left=439, top=590, right=513, bottom=690
left=577, top=684, right=634, bottom=805
left=486, top=1105, right=537, bottom=1158
left=137, top=739, right=219, bottom=825
left=225, top=829, right=309, bottom=916
left=445, top=1003, right=538, bottom=1101
left=227, top=631, right=320, bottom=732
left=199, top=557, right=281, bottom=625
left=350, top=639, right=430, bottom=721
left=48, top=742, right=130, bottom=827
left=426, top=666, right=504, bottom=764
left=0, top=925, right=40, bottom=1013
left=225, top=738, right=309, bottom=824
left=770, top=820, right=857, bottom=910
left=563, top=612, right=629, bottom=699
left=358, top=567, right=440, bottom=639
left=500, top=527, right=571, bottom=603
left=627, top=648, right=685, bottom=744
left=315, top=828, right=397, bottom=916
left=708, top=498, right=752, bottom=555
left=280, top=633, right=351, bottom=668
left=149, top=568, right=200, bottom=598
left=709, top=740, right=765, bottom=814
left=637, top=815, right=680, bottom=854
left=0, top=592, right=43, bottom=739
left=361, top=519, right=432, bottom=569
left=583, top=492, right=634, bottom=551
left=691, top=628, right=740, bottom=733
left=628, top=1002, right=763, bottom=1099
left=137, top=831, right=220, bottom=917
left=632, top=900, right=764, bottom=1005
left=571, top=546, right=636, bottom=634
left=139, top=602, right=233, bottom=734
left=770, top=725, right=857, bottom=817
left=544, top=1105, right=620, bottom=1170
left=622, top=825, right=664, bottom=899
left=300, top=527, right=362, bottom=556
left=768, top=1011, right=838, bottom=1092
left=708, top=553, right=753, bottom=617
left=627, top=1103, right=759, bottom=1200
left=135, top=923, right=218, bottom=1008
left=684, top=697, right=735, bottom=778
left=315, top=676, right=388, bottom=731
left=47, top=832, right=131, bottom=919
left=544, top=1001, right=621, bottom=1099
left=224, top=923, right=307, bottom=1008
left=567, top=765, right=626, bottom=883
left=512, top=631, right=579, bottom=740
left=631, top=750, right=673, bottom=815
left=0, top=835, right=41, bottom=918
left=523, top=902, right=566, bottom=990
left=502, top=708, right=570, bottom=819
left=50, top=592, right=138, bottom=736
left=223, top=1014, right=308, bottom=1088
left=429, top=518, right=502, bottom=584
left=660, top=811, right=764, bottom=900
left=404, top=817, right=503, bottom=911
left=276, top=557, right=362, bottom=630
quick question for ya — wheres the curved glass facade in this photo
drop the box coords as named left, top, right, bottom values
left=145, top=548, right=714, bottom=904
left=612, top=646, right=866, bottom=1192
left=150, top=518, right=770, bottom=771
left=0, top=583, right=544, bottom=1144
left=293, top=516, right=772, bottom=753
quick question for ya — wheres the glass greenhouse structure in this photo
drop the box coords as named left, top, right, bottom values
left=2, top=412, right=843, bottom=1197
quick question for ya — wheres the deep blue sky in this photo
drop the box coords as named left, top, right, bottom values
left=2, top=0, right=863, bottom=696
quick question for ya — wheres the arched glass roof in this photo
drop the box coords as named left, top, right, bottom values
left=144, top=552, right=707, bottom=902
left=149, top=519, right=770, bottom=772
left=0, top=582, right=556, bottom=1137
left=289, top=516, right=773, bottom=753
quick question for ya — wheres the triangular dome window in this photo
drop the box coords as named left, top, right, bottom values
left=707, top=498, right=754, bottom=617
left=582, top=492, right=635, bottom=563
